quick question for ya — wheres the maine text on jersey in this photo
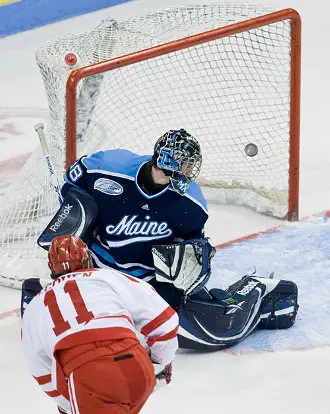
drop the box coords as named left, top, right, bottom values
left=106, top=215, right=172, bottom=243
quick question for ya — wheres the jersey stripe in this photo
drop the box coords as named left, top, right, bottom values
left=141, top=306, right=176, bottom=336
left=85, top=168, right=135, bottom=181
left=90, top=246, right=153, bottom=276
left=33, top=373, right=51, bottom=385
left=45, top=389, right=61, bottom=398
left=69, top=373, right=80, bottom=414
left=146, top=326, right=179, bottom=347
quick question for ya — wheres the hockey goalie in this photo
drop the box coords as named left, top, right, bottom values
left=24, top=128, right=299, bottom=351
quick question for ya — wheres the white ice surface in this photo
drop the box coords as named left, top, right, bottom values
left=0, top=0, right=330, bottom=413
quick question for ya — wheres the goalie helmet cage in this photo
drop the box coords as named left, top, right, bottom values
left=0, top=3, right=301, bottom=288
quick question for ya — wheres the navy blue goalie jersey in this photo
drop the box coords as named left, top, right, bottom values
left=62, top=149, right=208, bottom=278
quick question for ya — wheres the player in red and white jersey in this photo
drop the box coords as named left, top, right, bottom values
left=21, top=235, right=179, bottom=414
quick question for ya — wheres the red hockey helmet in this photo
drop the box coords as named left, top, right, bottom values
left=48, top=235, right=91, bottom=278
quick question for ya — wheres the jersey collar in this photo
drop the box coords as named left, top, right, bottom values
left=135, top=161, right=169, bottom=199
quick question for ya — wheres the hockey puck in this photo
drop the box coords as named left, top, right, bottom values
left=244, top=143, right=258, bottom=157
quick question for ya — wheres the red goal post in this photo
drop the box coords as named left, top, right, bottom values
left=65, top=8, right=301, bottom=221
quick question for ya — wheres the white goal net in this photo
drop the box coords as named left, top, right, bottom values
left=0, top=3, right=301, bottom=288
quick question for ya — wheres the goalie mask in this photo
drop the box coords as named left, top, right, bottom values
left=153, top=129, right=202, bottom=194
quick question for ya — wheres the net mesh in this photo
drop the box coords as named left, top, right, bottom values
left=0, top=3, right=296, bottom=288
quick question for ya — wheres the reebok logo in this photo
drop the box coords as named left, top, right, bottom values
left=237, top=280, right=259, bottom=296
left=50, top=204, right=73, bottom=232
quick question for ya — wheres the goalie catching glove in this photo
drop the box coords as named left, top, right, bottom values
left=152, top=238, right=216, bottom=296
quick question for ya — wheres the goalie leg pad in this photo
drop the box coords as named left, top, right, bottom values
left=258, top=280, right=299, bottom=330
left=21, top=278, right=43, bottom=318
left=226, top=275, right=299, bottom=330
left=176, top=275, right=298, bottom=351
left=177, top=290, right=262, bottom=351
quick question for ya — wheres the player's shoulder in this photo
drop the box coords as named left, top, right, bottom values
left=91, top=268, right=150, bottom=291
left=81, top=149, right=151, bottom=178
left=181, top=181, right=208, bottom=214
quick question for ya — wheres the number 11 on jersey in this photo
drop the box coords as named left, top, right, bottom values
left=44, top=280, right=94, bottom=336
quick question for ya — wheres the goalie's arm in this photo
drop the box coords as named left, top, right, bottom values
left=37, top=186, right=98, bottom=251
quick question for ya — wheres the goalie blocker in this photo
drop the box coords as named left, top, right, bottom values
left=151, top=242, right=299, bottom=351
left=37, top=186, right=98, bottom=250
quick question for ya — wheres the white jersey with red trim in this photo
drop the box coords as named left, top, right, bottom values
left=21, top=268, right=178, bottom=408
